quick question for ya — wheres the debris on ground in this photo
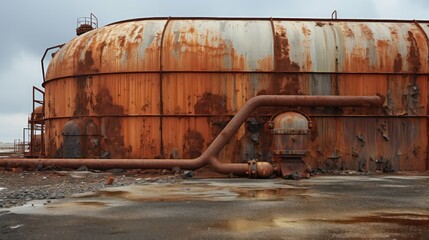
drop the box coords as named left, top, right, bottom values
left=0, top=168, right=184, bottom=208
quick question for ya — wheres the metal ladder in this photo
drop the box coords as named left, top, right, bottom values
left=26, top=86, right=45, bottom=158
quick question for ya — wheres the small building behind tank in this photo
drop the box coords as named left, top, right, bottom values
left=39, top=16, right=429, bottom=174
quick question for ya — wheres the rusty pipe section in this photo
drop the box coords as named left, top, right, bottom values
left=0, top=95, right=383, bottom=178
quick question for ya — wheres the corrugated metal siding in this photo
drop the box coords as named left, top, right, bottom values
left=308, top=117, right=427, bottom=171
left=44, top=18, right=429, bottom=171
left=162, top=20, right=274, bottom=71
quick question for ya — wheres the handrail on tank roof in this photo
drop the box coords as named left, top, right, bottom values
left=41, top=44, right=65, bottom=83
left=77, top=13, right=98, bottom=29
left=107, top=16, right=429, bottom=26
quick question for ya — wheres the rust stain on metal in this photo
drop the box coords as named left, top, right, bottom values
left=194, top=92, right=227, bottom=114
left=394, top=54, right=403, bottom=72
left=315, top=22, right=325, bottom=27
left=92, top=88, right=130, bottom=158
left=183, top=130, right=205, bottom=158
left=359, top=24, right=374, bottom=38
left=77, top=50, right=99, bottom=75
left=274, top=24, right=300, bottom=72
left=273, top=24, right=302, bottom=95
left=209, top=116, right=230, bottom=139
left=93, top=88, right=124, bottom=115
left=102, top=117, right=132, bottom=158
left=73, top=77, right=90, bottom=116
left=407, top=31, right=421, bottom=72
left=301, top=26, right=311, bottom=36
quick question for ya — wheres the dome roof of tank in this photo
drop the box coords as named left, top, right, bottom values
left=46, top=17, right=429, bottom=81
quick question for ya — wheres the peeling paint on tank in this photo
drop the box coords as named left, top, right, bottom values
left=306, top=117, right=427, bottom=171
left=163, top=20, right=273, bottom=71
left=273, top=23, right=300, bottom=72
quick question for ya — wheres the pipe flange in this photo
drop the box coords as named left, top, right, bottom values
left=247, top=160, right=274, bottom=178
left=247, top=160, right=258, bottom=178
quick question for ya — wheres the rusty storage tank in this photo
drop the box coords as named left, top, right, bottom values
left=44, top=17, right=429, bottom=172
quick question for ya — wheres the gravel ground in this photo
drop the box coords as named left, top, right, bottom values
left=0, top=167, right=189, bottom=208
left=2, top=165, right=427, bottom=209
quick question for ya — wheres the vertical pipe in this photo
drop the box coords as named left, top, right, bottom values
left=30, top=88, right=35, bottom=157
left=41, top=90, right=45, bottom=156
left=159, top=17, right=171, bottom=158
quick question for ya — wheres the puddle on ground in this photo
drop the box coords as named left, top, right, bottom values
left=46, top=201, right=108, bottom=209
left=76, top=190, right=130, bottom=198
left=323, top=212, right=429, bottom=227
left=214, top=211, right=429, bottom=237
left=7, top=181, right=310, bottom=216
left=234, top=188, right=308, bottom=200
left=379, top=184, right=408, bottom=188
left=8, top=199, right=113, bottom=216
left=72, top=182, right=309, bottom=202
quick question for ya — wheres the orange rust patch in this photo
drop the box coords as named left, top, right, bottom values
left=118, top=36, right=126, bottom=48
left=274, top=25, right=300, bottom=72
left=301, top=26, right=311, bottom=36
left=407, top=31, right=421, bottom=72
left=360, top=24, right=374, bottom=39
left=77, top=50, right=98, bottom=74
left=394, top=54, right=403, bottom=72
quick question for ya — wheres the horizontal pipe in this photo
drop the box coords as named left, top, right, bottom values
left=0, top=95, right=383, bottom=177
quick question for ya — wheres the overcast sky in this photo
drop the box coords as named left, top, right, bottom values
left=0, top=0, right=428, bottom=143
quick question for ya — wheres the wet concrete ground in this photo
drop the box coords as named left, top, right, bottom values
left=1, top=175, right=429, bottom=239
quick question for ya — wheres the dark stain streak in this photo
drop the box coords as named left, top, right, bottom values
left=98, top=42, right=107, bottom=66
left=183, top=130, right=205, bottom=158
left=118, top=36, right=126, bottom=48
left=234, top=117, right=272, bottom=163
left=209, top=116, right=230, bottom=139
left=93, top=88, right=124, bottom=115
left=315, top=22, right=325, bottom=27
left=92, top=88, right=130, bottom=158
left=394, top=54, right=403, bottom=72
left=274, top=26, right=300, bottom=72
left=73, top=77, right=90, bottom=116
left=194, top=92, right=227, bottom=114
left=274, top=25, right=301, bottom=95
left=407, top=31, right=421, bottom=73
left=77, top=50, right=98, bottom=74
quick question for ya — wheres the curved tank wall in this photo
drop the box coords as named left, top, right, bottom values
left=44, top=17, right=429, bottom=171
